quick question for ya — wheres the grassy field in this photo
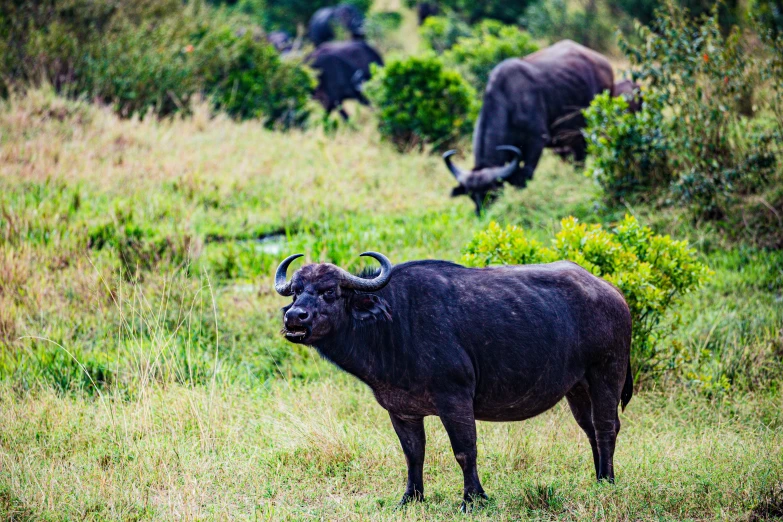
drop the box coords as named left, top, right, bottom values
left=1, top=89, right=782, bottom=520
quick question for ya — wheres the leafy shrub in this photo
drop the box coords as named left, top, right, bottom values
left=437, top=0, right=534, bottom=24
left=81, top=19, right=197, bottom=118
left=0, top=1, right=317, bottom=125
left=463, top=215, right=712, bottom=378
left=443, top=20, right=538, bottom=92
left=523, top=0, right=614, bottom=52
left=583, top=91, right=671, bottom=203
left=193, top=25, right=316, bottom=128
left=263, top=0, right=372, bottom=33
left=364, top=54, right=478, bottom=151
left=586, top=2, right=781, bottom=218
left=419, top=14, right=472, bottom=53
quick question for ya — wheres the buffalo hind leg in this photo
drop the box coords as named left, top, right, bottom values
left=389, top=413, right=426, bottom=505
left=437, top=399, right=486, bottom=511
left=565, top=382, right=599, bottom=478
left=587, top=375, right=622, bottom=482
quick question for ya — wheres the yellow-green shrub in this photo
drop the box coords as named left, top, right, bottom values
left=463, top=215, right=712, bottom=378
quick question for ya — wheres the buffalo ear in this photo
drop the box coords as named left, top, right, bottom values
left=451, top=185, right=467, bottom=197
left=351, top=293, right=392, bottom=323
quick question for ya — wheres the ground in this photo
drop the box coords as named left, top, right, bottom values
left=0, top=89, right=781, bottom=520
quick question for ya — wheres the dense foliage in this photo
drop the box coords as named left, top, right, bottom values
left=419, top=14, right=472, bottom=53
left=262, top=0, right=371, bottom=33
left=585, top=2, right=782, bottom=218
left=523, top=0, right=614, bottom=52
left=0, top=0, right=316, bottom=125
left=364, top=54, right=477, bottom=151
left=436, top=0, right=534, bottom=24
left=443, top=20, right=538, bottom=93
left=463, top=216, right=712, bottom=378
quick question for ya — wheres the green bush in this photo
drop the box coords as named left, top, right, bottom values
left=444, top=20, right=538, bottom=92
left=262, top=0, right=372, bottom=33
left=523, top=0, right=614, bottom=52
left=364, top=54, right=478, bottom=151
left=0, top=0, right=317, bottom=125
left=462, top=215, right=712, bottom=378
left=81, top=19, right=197, bottom=118
left=437, top=0, right=534, bottom=24
left=193, top=25, right=316, bottom=128
left=419, top=14, right=472, bottom=53
left=586, top=2, right=782, bottom=217
left=583, top=91, right=671, bottom=203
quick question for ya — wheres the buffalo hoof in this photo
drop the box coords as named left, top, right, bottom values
left=396, top=491, right=424, bottom=509
left=460, top=492, right=489, bottom=513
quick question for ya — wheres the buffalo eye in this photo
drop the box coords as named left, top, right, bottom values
left=322, top=289, right=336, bottom=302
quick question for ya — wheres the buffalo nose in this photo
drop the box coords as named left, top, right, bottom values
left=285, top=307, right=310, bottom=324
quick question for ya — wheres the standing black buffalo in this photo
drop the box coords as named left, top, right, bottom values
left=444, top=40, right=614, bottom=215
left=308, top=4, right=365, bottom=46
left=275, top=252, right=633, bottom=510
left=307, top=40, right=383, bottom=119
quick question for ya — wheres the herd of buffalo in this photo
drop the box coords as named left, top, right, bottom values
left=272, top=4, right=640, bottom=509
left=276, top=3, right=641, bottom=215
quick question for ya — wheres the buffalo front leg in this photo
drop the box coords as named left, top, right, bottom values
left=438, top=402, right=486, bottom=511
left=508, top=138, right=545, bottom=187
left=389, top=413, right=426, bottom=505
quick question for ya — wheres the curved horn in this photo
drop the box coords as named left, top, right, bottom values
left=274, top=254, right=304, bottom=296
left=336, top=252, right=393, bottom=292
left=442, top=150, right=468, bottom=183
left=493, top=145, right=522, bottom=180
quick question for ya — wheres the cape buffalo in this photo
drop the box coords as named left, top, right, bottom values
left=444, top=40, right=614, bottom=215
left=309, top=4, right=365, bottom=46
left=307, top=40, right=383, bottom=120
left=275, top=252, right=633, bottom=510
left=613, top=79, right=643, bottom=113
left=552, top=79, right=643, bottom=162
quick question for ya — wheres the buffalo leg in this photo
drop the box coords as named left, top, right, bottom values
left=509, top=138, right=545, bottom=187
left=389, top=413, right=426, bottom=505
left=565, top=382, right=599, bottom=477
left=437, top=402, right=486, bottom=511
left=587, top=376, right=622, bottom=482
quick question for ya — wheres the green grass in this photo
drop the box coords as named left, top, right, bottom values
left=0, top=88, right=781, bottom=519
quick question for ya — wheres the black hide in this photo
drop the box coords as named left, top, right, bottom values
left=307, top=40, right=383, bottom=120
left=279, top=258, right=633, bottom=509
left=473, top=40, right=614, bottom=185
left=308, top=4, right=365, bottom=46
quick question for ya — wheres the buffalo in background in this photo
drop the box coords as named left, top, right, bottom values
left=307, top=40, right=383, bottom=120
left=552, top=79, right=643, bottom=162
left=417, top=2, right=440, bottom=25
left=275, top=252, right=633, bottom=509
left=308, top=4, right=365, bottom=46
left=444, top=40, right=614, bottom=215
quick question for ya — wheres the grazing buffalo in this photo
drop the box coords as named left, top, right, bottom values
left=275, top=252, right=633, bottom=510
left=266, top=30, right=294, bottom=54
left=444, top=40, right=614, bottom=215
left=309, top=4, right=365, bottom=46
left=613, top=79, right=643, bottom=113
left=307, top=40, right=383, bottom=119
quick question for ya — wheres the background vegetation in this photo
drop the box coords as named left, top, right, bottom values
left=0, top=0, right=781, bottom=519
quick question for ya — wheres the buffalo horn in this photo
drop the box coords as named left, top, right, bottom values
left=494, top=145, right=523, bottom=180
left=442, top=150, right=468, bottom=183
left=336, top=252, right=393, bottom=292
left=274, top=253, right=304, bottom=296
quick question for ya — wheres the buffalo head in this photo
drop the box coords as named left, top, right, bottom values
left=275, top=252, right=393, bottom=344
left=443, top=146, right=522, bottom=216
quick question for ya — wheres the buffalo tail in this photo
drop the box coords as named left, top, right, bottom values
left=621, top=359, right=633, bottom=411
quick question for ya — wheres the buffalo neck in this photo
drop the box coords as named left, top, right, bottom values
left=312, top=319, right=397, bottom=388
